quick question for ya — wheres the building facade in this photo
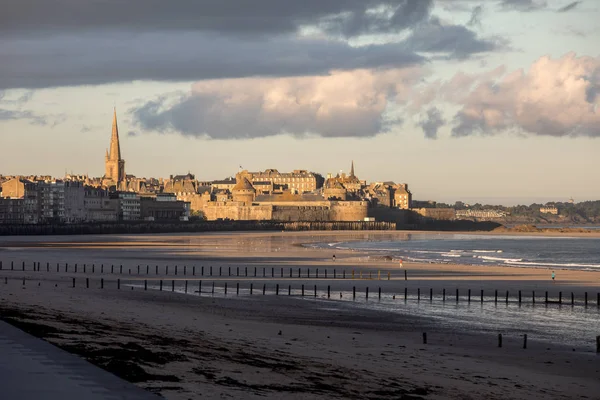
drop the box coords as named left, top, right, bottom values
left=239, top=169, right=319, bottom=193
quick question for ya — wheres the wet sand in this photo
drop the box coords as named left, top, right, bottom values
left=1, top=231, right=599, bottom=399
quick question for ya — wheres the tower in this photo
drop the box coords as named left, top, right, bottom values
left=104, top=108, right=126, bottom=188
left=350, top=160, right=355, bottom=178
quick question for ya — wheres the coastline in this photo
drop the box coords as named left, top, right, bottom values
left=1, top=231, right=599, bottom=399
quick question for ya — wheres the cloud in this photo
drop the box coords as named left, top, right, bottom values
left=499, top=0, right=548, bottom=11
left=467, top=5, right=484, bottom=27
left=0, top=90, right=35, bottom=105
left=131, top=68, right=424, bottom=139
left=448, top=53, right=600, bottom=137
left=418, top=107, right=446, bottom=139
left=557, top=1, right=581, bottom=12
left=0, top=33, right=425, bottom=89
left=0, top=109, right=47, bottom=125
left=130, top=51, right=600, bottom=141
left=0, top=0, right=434, bottom=38
left=0, top=18, right=500, bottom=90
left=321, top=0, right=433, bottom=38
left=405, top=17, right=501, bottom=59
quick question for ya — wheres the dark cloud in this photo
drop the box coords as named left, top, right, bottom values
left=0, top=0, right=432, bottom=38
left=0, top=33, right=425, bottom=89
left=404, top=17, right=502, bottom=58
left=499, top=0, right=548, bottom=11
left=127, top=131, right=138, bottom=137
left=0, top=0, right=503, bottom=90
left=0, top=20, right=500, bottom=90
left=557, top=1, right=581, bottom=12
left=321, top=0, right=433, bottom=37
left=418, top=107, right=446, bottom=139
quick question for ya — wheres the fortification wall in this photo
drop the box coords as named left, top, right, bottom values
left=330, top=201, right=368, bottom=221
left=203, top=203, right=273, bottom=220
left=176, top=193, right=206, bottom=212
left=201, top=200, right=367, bottom=222
left=272, top=206, right=330, bottom=221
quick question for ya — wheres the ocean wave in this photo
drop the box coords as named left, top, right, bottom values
left=478, top=256, right=523, bottom=263
left=441, top=253, right=462, bottom=257
left=507, top=261, right=600, bottom=269
left=472, top=250, right=502, bottom=253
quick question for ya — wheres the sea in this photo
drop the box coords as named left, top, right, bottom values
left=308, top=232, right=600, bottom=271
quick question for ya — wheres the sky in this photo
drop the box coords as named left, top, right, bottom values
left=0, top=0, right=599, bottom=205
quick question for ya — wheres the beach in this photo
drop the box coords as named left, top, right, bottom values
left=1, top=231, right=599, bottom=399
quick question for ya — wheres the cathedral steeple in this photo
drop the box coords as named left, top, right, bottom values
left=350, top=160, right=355, bottom=178
left=109, top=107, right=121, bottom=161
left=104, top=107, right=126, bottom=189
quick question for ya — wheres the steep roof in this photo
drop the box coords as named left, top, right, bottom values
left=233, top=177, right=255, bottom=191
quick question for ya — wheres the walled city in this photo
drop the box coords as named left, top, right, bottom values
left=0, top=110, right=414, bottom=225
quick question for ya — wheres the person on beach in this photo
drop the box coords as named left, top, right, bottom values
left=552, top=271, right=555, bottom=281
left=399, top=259, right=403, bottom=268
left=332, top=254, right=336, bottom=262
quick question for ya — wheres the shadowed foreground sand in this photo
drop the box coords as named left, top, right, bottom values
left=0, top=231, right=599, bottom=399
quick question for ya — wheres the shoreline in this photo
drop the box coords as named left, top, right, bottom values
left=1, top=231, right=599, bottom=399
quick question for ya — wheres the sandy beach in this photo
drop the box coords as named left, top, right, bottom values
left=1, top=231, right=599, bottom=399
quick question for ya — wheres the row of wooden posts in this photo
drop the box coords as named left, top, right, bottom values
left=5, top=275, right=600, bottom=307
left=4, top=276, right=599, bottom=353
left=0, top=260, right=402, bottom=280
left=421, top=332, right=600, bottom=354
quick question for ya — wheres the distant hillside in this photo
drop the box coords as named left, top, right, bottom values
left=414, top=200, right=600, bottom=225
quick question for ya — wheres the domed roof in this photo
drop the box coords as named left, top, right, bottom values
left=233, top=176, right=255, bottom=192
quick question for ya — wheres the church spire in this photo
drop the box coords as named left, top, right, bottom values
left=350, top=160, right=355, bottom=177
left=109, top=107, right=121, bottom=160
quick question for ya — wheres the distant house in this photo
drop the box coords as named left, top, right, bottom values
left=540, top=206, right=558, bottom=215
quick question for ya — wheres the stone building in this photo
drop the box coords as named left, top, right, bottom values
left=231, top=176, right=255, bottom=205
left=392, top=183, right=412, bottom=210
left=211, top=177, right=236, bottom=192
left=1, top=177, right=28, bottom=198
left=365, top=182, right=393, bottom=207
left=325, top=161, right=364, bottom=195
left=199, top=176, right=368, bottom=222
left=323, top=180, right=347, bottom=201
left=163, top=173, right=198, bottom=194
left=238, top=169, right=319, bottom=193
left=103, top=108, right=126, bottom=190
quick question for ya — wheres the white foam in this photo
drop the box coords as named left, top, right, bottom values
left=507, top=261, right=600, bottom=269
left=478, top=255, right=523, bottom=263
